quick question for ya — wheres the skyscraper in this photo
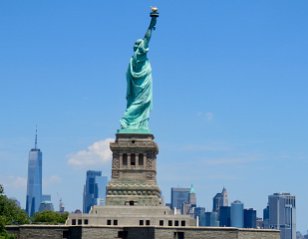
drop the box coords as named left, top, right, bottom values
left=83, top=170, right=108, bottom=213
left=268, top=193, right=296, bottom=239
left=170, top=187, right=190, bottom=214
left=39, top=194, right=54, bottom=212
left=188, top=185, right=197, bottom=207
left=263, top=205, right=270, bottom=228
left=39, top=201, right=54, bottom=212
left=194, top=207, right=206, bottom=226
left=205, top=211, right=220, bottom=227
left=219, top=206, right=231, bottom=227
left=26, top=130, right=42, bottom=216
left=213, top=187, right=228, bottom=212
left=182, top=185, right=197, bottom=215
left=231, top=200, right=244, bottom=228
left=244, top=208, right=257, bottom=228
left=59, top=199, right=65, bottom=213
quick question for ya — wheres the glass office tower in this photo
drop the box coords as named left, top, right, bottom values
left=170, top=187, right=190, bottom=214
left=83, top=170, right=108, bottom=213
left=219, top=206, right=231, bottom=227
left=231, top=200, right=244, bottom=228
left=25, top=132, right=42, bottom=216
left=213, top=187, right=228, bottom=212
left=268, top=193, right=296, bottom=239
left=244, top=208, right=257, bottom=228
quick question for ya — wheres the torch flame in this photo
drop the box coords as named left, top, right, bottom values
left=151, top=6, right=158, bottom=12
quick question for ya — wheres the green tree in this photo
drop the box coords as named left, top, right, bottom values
left=0, top=184, right=29, bottom=238
left=32, top=211, right=68, bottom=224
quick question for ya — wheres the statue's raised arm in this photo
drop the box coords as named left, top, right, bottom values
left=119, top=8, right=159, bottom=134
left=143, top=9, right=158, bottom=48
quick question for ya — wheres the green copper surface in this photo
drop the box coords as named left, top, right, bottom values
left=119, top=10, right=158, bottom=134
left=117, top=128, right=151, bottom=134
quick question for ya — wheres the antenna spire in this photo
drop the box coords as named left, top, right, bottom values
left=35, top=125, right=38, bottom=149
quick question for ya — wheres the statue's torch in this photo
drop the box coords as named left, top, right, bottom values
left=150, top=7, right=159, bottom=18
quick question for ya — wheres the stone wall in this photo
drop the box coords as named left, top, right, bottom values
left=7, top=225, right=68, bottom=239
left=154, top=227, right=280, bottom=239
left=154, top=227, right=238, bottom=239
left=6, top=225, right=280, bottom=239
left=238, top=229, right=280, bottom=239
left=81, top=226, right=121, bottom=239
left=124, top=227, right=155, bottom=239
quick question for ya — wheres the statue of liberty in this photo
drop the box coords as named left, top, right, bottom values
left=119, top=8, right=159, bottom=134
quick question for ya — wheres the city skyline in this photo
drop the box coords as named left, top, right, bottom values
left=1, top=0, right=308, bottom=233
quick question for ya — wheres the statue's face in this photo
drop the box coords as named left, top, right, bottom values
left=134, top=39, right=143, bottom=51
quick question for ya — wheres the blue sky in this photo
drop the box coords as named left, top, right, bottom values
left=1, top=0, right=307, bottom=232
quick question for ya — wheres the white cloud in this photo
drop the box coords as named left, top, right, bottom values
left=197, top=111, right=214, bottom=121
left=43, top=175, right=62, bottom=187
left=205, top=112, right=214, bottom=121
left=1, top=176, right=27, bottom=189
left=1, top=175, right=62, bottom=190
left=67, top=138, right=113, bottom=168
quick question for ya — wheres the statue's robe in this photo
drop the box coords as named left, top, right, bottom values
left=120, top=39, right=153, bottom=132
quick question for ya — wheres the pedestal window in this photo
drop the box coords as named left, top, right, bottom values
left=131, top=154, right=136, bottom=166
left=138, top=154, right=144, bottom=166
left=122, top=154, right=128, bottom=166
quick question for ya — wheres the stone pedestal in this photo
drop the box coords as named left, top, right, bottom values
left=106, top=133, right=162, bottom=206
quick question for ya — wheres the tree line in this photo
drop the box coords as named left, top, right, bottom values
left=0, top=184, right=68, bottom=239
